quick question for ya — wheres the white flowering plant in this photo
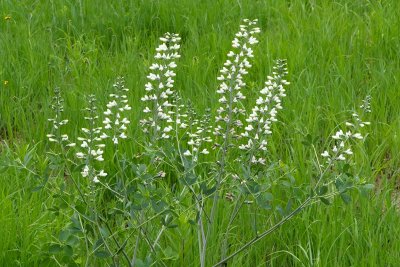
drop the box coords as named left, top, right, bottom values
left=43, top=82, right=176, bottom=266
left=38, top=19, right=374, bottom=267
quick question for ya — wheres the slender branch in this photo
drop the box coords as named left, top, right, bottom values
left=152, top=226, right=166, bottom=249
left=101, top=217, right=132, bottom=266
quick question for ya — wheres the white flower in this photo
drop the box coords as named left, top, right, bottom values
left=112, top=137, right=118, bottom=144
left=344, top=149, right=353, bottom=155
left=321, top=151, right=330, bottom=157
left=218, top=96, right=227, bottom=103
left=121, top=118, right=130, bottom=124
left=187, top=139, right=195, bottom=145
left=200, top=149, right=209, bottom=155
left=238, top=144, right=247, bottom=150
left=163, top=126, right=172, bottom=133
left=98, top=170, right=107, bottom=177
left=248, top=36, right=258, bottom=44
left=337, top=154, right=346, bottom=161
left=81, top=165, right=89, bottom=177
left=332, top=130, right=344, bottom=140
left=106, top=100, right=118, bottom=108
left=245, top=125, right=254, bottom=131
left=103, top=118, right=111, bottom=124
left=81, top=141, right=88, bottom=148
left=156, top=43, right=168, bottom=51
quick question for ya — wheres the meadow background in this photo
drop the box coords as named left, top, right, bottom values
left=0, top=0, right=399, bottom=266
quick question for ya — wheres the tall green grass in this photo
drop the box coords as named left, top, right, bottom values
left=1, top=0, right=399, bottom=266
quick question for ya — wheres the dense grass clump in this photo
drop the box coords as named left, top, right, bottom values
left=1, top=1, right=399, bottom=266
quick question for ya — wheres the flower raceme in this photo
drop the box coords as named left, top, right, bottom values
left=182, top=107, right=213, bottom=163
left=140, top=32, right=181, bottom=141
left=171, top=94, right=190, bottom=131
left=166, top=94, right=212, bottom=163
left=321, top=97, right=371, bottom=165
left=76, top=95, right=107, bottom=183
left=320, top=129, right=359, bottom=164
left=214, top=19, right=261, bottom=143
left=101, top=77, right=131, bottom=145
left=47, top=87, right=75, bottom=148
left=239, top=59, right=289, bottom=165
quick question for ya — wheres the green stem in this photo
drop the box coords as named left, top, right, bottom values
left=101, top=218, right=132, bottom=266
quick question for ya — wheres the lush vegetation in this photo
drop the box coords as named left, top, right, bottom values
left=1, top=1, right=399, bottom=266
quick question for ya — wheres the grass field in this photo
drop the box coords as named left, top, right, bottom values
left=1, top=0, right=400, bottom=266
